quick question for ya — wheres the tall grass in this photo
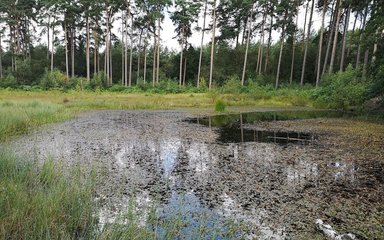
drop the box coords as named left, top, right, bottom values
left=0, top=100, right=73, bottom=141
left=0, top=151, right=96, bottom=239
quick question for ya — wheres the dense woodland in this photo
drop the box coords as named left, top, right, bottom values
left=0, top=0, right=383, bottom=103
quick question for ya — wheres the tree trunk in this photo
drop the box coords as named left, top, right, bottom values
left=329, top=0, right=342, bottom=73
left=241, top=10, right=252, bottom=86
left=209, top=0, right=217, bottom=90
left=290, top=13, right=299, bottom=84
left=144, top=39, right=147, bottom=84
left=152, top=32, right=156, bottom=86
left=258, top=12, right=266, bottom=75
left=71, top=26, right=75, bottom=78
left=300, top=0, right=315, bottom=85
left=51, top=24, right=54, bottom=72
left=302, top=0, right=309, bottom=50
left=121, top=12, right=125, bottom=85
left=86, top=16, right=90, bottom=81
left=340, top=4, right=351, bottom=72
left=356, top=6, right=368, bottom=69
left=156, top=18, right=161, bottom=84
left=197, top=0, right=208, bottom=88
left=47, top=15, right=50, bottom=61
left=125, top=12, right=128, bottom=86
left=264, top=12, right=273, bottom=73
left=65, top=23, right=69, bottom=79
left=322, top=0, right=337, bottom=75
left=276, top=13, right=286, bottom=89
left=137, top=29, right=143, bottom=83
left=179, top=28, right=184, bottom=86
left=93, top=28, right=98, bottom=75
left=183, top=57, right=187, bottom=86
left=316, top=0, right=328, bottom=87
left=129, top=13, right=133, bottom=86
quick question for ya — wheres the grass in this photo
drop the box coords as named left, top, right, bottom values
left=0, top=151, right=96, bottom=240
left=0, top=100, right=73, bottom=141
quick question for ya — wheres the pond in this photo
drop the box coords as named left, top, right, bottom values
left=7, top=110, right=383, bottom=239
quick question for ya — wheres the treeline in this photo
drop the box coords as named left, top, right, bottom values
left=0, top=0, right=383, bottom=98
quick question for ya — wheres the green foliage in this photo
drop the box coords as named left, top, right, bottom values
left=221, top=75, right=246, bottom=94
left=0, top=74, right=18, bottom=88
left=312, top=65, right=370, bottom=109
left=370, top=65, right=384, bottom=98
left=215, top=99, right=226, bottom=112
left=87, top=72, right=107, bottom=90
left=39, top=70, right=68, bottom=90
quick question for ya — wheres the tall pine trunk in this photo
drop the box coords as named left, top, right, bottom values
left=65, top=23, right=69, bottom=79
left=179, top=27, right=184, bottom=86
left=152, top=32, right=156, bottom=86
left=290, top=13, right=299, bottom=84
left=258, top=12, right=266, bottom=75
left=322, top=1, right=337, bottom=75
left=264, top=11, right=273, bottom=73
left=329, top=0, right=342, bottom=73
left=156, top=18, right=161, bottom=84
left=241, top=8, right=253, bottom=86
left=340, top=4, right=351, bottom=72
left=71, top=26, right=75, bottom=78
left=316, top=0, right=328, bottom=86
left=197, top=0, right=208, bottom=88
left=51, top=24, right=55, bottom=72
left=209, top=0, right=217, bottom=90
left=300, top=0, right=315, bottom=85
left=356, top=6, right=368, bottom=69
left=143, top=38, right=147, bottom=84
left=86, top=16, right=90, bottom=81
left=129, top=13, right=133, bottom=86
left=275, top=12, right=287, bottom=89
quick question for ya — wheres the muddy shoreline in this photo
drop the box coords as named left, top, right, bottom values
left=6, top=110, right=384, bottom=239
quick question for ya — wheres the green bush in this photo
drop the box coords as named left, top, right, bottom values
left=215, top=99, right=226, bottom=112
left=0, top=74, right=18, bottom=88
left=221, top=75, right=245, bottom=94
left=39, top=70, right=68, bottom=90
left=312, top=65, right=370, bottom=109
left=86, top=72, right=107, bottom=90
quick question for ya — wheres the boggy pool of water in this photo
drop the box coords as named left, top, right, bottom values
left=8, top=110, right=383, bottom=239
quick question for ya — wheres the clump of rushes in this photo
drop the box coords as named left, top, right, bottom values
left=215, top=99, right=226, bottom=112
left=0, top=151, right=97, bottom=239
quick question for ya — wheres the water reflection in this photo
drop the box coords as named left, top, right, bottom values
left=188, top=112, right=319, bottom=144
left=8, top=110, right=364, bottom=239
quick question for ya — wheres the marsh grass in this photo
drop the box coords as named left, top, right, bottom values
left=0, top=100, right=73, bottom=141
left=0, top=151, right=96, bottom=240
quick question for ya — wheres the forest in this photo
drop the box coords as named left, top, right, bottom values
left=0, top=0, right=383, bottom=109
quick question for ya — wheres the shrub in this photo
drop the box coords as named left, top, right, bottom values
left=0, top=74, right=18, bottom=88
left=86, top=72, right=107, bottom=90
left=215, top=99, right=226, bottom=112
left=221, top=75, right=245, bottom=94
left=312, top=64, right=370, bottom=109
left=39, top=70, right=68, bottom=90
